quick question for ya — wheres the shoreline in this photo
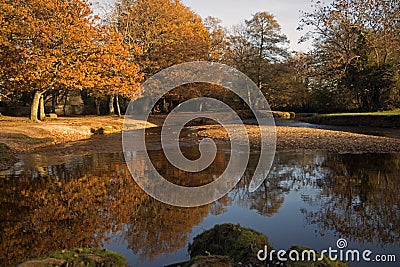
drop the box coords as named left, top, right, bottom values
left=194, top=124, right=400, bottom=154
left=1, top=116, right=400, bottom=170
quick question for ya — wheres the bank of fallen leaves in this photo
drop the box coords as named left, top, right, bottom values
left=0, top=116, right=116, bottom=153
left=193, top=125, right=400, bottom=153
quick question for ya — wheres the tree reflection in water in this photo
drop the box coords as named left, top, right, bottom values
left=1, top=149, right=399, bottom=266
left=232, top=152, right=400, bottom=246
left=232, top=152, right=329, bottom=216
left=0, top=153, right=146, bottom=266
left=300, top=153, right=400, bottom=246
left=0, top=150, right=227, bottom=266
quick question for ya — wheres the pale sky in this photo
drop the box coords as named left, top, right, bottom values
left=93, top=0, right=314, bottom=52
left=180, top=0, right=314, bottom=52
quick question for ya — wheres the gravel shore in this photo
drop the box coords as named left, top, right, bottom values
left=194, top=124, right=400, bottom=154
left=1, top=116, right=400, bottom=170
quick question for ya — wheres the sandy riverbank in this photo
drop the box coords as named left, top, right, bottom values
left=0, top=115, right=153, bottom=169
left=1, top=115, right=400, bottom=170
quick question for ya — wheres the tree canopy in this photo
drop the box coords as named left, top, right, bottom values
left=299, top=0, right=400, bottom=111
left=0, top=0, right=141, bottom=120
left=1, top=0, right=399, bottom=117
left=115, top=0, right=210, bottom=79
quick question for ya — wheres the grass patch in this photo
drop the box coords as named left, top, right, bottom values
left=272, top=111, right=292, bottom=119
left=91, top=125, right=123, bottom=134
left=101, top=125, right=122, bottom=131
left=322, top=109, right=400, bottom=117
left=19, top=248, right=127, bottom=267
left=305, top=109, right=400, bottom=127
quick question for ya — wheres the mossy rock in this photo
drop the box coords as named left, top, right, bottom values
left=185, top=255, right=233, bottom=267
left=286, top=246, right=350, bottom=267
left=189, top=223, right=272, bottom=265
left=17, top=248, right=128, bottom=267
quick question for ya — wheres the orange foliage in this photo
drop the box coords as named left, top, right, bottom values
left=0, top=0, right=142, bottom=118
left=116, top=0, right=211, bottom=78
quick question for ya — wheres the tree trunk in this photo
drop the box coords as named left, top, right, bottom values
left=161, top=98, right=167, bottom=113
left=30, top=91, right=42, bottom=121
left=63, top=90, right=69, bottom=116
left=247, top=85, right=252, bottom=107
left=95, top=98, right=101, bottom=116
left=169, top=99, right=173, bottom=113
left=115, top=95, right=121, bottom=117
left=109, top=94, right=115, bottom=115
left=39, top=95, right=46, bottom=120
left=51, top=91, right=57, bottom=113
left=257, top=28, right=265, bottom=89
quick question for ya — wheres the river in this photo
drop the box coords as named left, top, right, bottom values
left=0, top=132, right=399, bottom=266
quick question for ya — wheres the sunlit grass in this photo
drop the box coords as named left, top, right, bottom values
left=322, top=109, right=400, bottom=117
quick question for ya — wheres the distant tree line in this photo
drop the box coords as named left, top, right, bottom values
left=299, top=0, right=400, bottom=112
left=1, top=0, right=399, bottom=120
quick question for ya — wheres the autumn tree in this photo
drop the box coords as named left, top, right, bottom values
left=224, top=12, right=293, bottom=109
left=0, top=0, right=141, bottom=120
left=263, top=53, right=311, bottom=111
left=203, top=16, right=231, bottom=63
left=85, top=28, right=142, bottom=116
left=229, top=12, right=289, bottom=89
left=228, top=23, right=256, bottom=78
left=1, top=0, right=95, bottom=120
left=115, top=0, right=210, bottom=79
left=93, top=1, right=143, bottom=116
left=299, top=0, right=400, bottom=111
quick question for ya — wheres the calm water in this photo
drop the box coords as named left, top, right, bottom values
left=0, top=144, right=399, bottom=266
